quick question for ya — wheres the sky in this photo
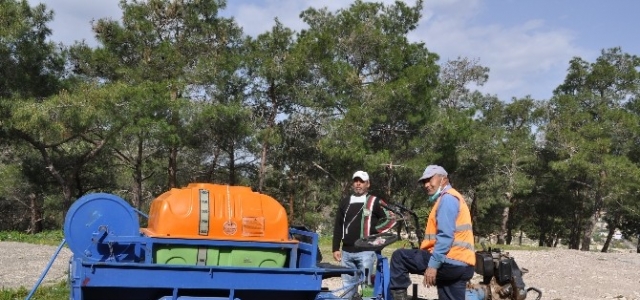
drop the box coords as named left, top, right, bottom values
left=36, top=0, right=640, bottom=101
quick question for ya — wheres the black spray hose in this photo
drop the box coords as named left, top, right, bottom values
left=381, top=202, right=424, bottom=247
left=526, top=287, right=543, bottom=300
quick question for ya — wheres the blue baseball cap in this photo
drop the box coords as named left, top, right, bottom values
left=418, top=165, right=448, bottom=182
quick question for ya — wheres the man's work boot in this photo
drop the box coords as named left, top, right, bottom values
left=390, top=289, right=408, bottom=300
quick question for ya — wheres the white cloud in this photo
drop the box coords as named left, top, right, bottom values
left=230, top=0, right=308, bottom=37
left=231, top=0, right=581, bottom=99
left=39, top=0, right=592, bottom=100
left=414, top=1, right=591, bottom=99
left=229, top=0, right=422, bottom=37
left=39, top=0, right=121, bottom=46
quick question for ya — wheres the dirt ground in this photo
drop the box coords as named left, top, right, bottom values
left=2, top=241, right=639, bottom=299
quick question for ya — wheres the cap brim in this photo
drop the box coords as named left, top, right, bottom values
left=418, top=172, right=435, bottom=182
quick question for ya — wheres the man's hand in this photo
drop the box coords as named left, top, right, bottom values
left=333, top=251, right=342, bottom=262
left=423, top=267, right=437, bottom=287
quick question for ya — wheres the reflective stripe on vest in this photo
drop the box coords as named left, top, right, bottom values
left=420, top=188, right=475, bottom=266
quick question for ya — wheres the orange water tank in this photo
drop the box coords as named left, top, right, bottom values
left=141, top=183, right=294, bottom=243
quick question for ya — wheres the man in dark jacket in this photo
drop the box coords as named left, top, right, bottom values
left=332, top=170, right=396, bottom=299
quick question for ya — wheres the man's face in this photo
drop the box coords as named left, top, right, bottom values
left=421, top=175, right=443, bottom=195
left=352, top=178, right=370, bottom=196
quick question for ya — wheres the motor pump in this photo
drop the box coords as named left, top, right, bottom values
left=465, top=248, right=542, bottom=300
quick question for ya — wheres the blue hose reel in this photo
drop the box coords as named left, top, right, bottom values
left=63, top=193, right=141, bottom=262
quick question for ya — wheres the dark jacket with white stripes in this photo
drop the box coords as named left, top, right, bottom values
left=332, top=194, right=396, bottom=253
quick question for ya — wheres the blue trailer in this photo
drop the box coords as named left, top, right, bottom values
left=29, top=185, right=392, bottom=300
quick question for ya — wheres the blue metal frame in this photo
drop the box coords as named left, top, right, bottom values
left=69, top=258, right=330, bottom=296
left=67, top=228, right=362, bottom=300
left=371, top=253, right=391, bottom=300
left=30, top=193, right=400, bottom=300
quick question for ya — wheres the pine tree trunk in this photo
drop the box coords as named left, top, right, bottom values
left=518, top=230, right=523, bottom=246
left=600, top=225, right=615, bottom=253
left=288, top=172, right=295, bottom=222
left=28, top=193, right=43, bottom=234
left=168, top=148, right=178, bottom=188
left=582, top=170, right=606, bottom=251
left=168, top=89, right=179, bottom=189
left=258, top=143, right=268, bottom=192
left=228, top=143, right=236, bottom=185
left=497, top=206, right=508, bottom=245
left=132, top=143, right=143, bottom=210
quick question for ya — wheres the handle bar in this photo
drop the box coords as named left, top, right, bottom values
left=380, top=202, right=424, bottom=247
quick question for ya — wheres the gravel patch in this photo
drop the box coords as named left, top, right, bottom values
left=0, top=241, right=72, bottom=290
left=322, top=248, right=640, bottom=300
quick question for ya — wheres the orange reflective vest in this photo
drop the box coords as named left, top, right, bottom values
left=420, top=188, right=475, bottom=266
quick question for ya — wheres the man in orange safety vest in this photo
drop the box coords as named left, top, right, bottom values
left=388, top=165, right=475, bottom=300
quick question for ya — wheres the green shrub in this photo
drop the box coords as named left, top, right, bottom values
left=0, top=230, right=64, bottom=246
left=0, top=280, right=68, bottom=300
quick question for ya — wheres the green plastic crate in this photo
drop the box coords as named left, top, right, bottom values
left=154, top=245, right=287, bottom=268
